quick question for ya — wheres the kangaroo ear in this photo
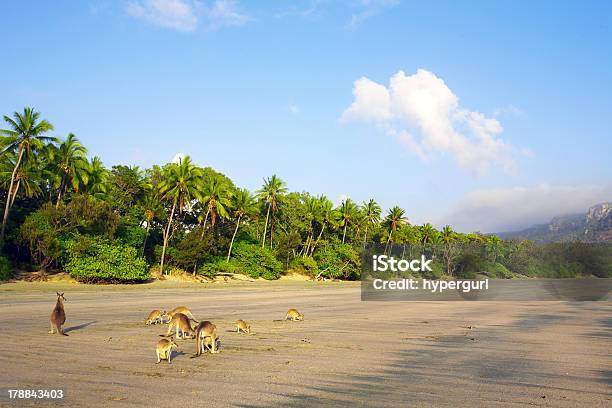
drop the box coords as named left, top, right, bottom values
left=56, top=292, right=60, bottom=296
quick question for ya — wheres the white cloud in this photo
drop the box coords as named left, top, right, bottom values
left=204, top=0, right=251, bottom=30
left=346, top=0, right=399, bottom=29
left=127, top=0, right=249, bottom=32
left=127, top=0, right=199, bottom=31
left=440, top=183, right=612, bottom=233
left=342, top=69, right=520, bottom=175
left=273, top=0, right=399, bottom=28
left=493, top=104, right=523, bottom=117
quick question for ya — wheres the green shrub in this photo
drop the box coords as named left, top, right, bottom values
left=231, top=242, right=283, bottom=280
left=424, top=260, right=444, bottom=279
left=289, top=256, right=319, bottom=277
left=19, top=211, right=64, bottom=270
left=173, top=229, right=215, bottom=272
left=198, top=258, right=238, bottom=279
left=64, top=236, right=149, bottom=283
left=0, top=256, right=12, bottom=281
left=117, top=223, right=147, bottom=251
left=491, top=262, right=514, bottom=279
left=313, top=241, right=361, bottom=280
left=453, top=253, right=486, bottom=279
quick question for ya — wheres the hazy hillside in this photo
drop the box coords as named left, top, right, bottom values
left=499, top=202, right=612, bottom=242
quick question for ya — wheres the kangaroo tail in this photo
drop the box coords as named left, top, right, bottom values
left=188, top=313, right=199, bottom=323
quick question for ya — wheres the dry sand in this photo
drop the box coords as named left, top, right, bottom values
left=0, top=281, right=610, bottom=407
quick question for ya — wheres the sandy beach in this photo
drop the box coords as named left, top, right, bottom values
left=0, top=281, right=610, bottom=407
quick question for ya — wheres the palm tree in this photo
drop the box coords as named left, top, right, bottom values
left=0, top=107, right=54, bottom=246
left=199, top=177, right=232, bottom=230
left=85, top=156, right=108, bottom=199
left=158, top=156, right=202, bottom=274
left=227, top=188, right=257, bottom=262
left=441, top=225, right=458, bottom=276
left=301, top=196, right=320, bottom=256
left=52, top=133, right=89, bottom=208
left=466, top=232, right=485, bottom=243
left=0, top=154, right=42, bottom=207
left=419, top=223, right=437, bottom=244
left=361, top=199, right=381, bottom=247
left=486, top=234, right=503, bottom=263
left=338, top=198, right=357, bottom=244
left=384, top=206, right=407, bottom=251
left=140, top=193, right=163, bottom=257
left=309, top=195, right=337, bottom=255
left=257, top=175, right=287, bottom=248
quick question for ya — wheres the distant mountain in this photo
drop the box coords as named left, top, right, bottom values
left=498, top=202, right=612, bottom=243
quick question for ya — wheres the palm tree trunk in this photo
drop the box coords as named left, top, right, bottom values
left=211, top=207, right=217, bottom=227
left=363, top=224, right=369, bottom=248
left=342, top=222, right=347, bottom=244
left=0, top=148, right=24, bottom=248
left=141, top=222, right=151, bottom=257
left=306, top=231, right=313, bottom=256
left=227, top=214, right=242, bottom=262
left=160, top=201, right=176, bottom=275
left=384, top=230, right=393, bottom=254
left=261, top=203, right=271, bottom=248
left=200, top=207, right=210, bottom=239
left=9, top=179, right=20, bottom=208
left=310, top=224, right=325, bottom=256
left=302, top=232, right=312, bottom=257
left=56, top=174, right=67, bottom=209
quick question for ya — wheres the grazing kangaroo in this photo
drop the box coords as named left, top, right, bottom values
left=161, top=313, right=193, bottom=339
left=285, top=309, right=304, bottom=321
left=49, top=292, right=68, bottom=336
left=168, top=306, right=199, bottom=323
left=194, top=321, right=219, bottom=355
left=156, top=337, right=178, bottom=364
left=234, top=319, right=251, bottom=334
left=145, top=310, right=168, bottom=325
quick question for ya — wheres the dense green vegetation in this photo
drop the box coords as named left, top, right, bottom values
left=0, top=255, right=11, bottom=280
left=1, top=108, right=608, bottom=282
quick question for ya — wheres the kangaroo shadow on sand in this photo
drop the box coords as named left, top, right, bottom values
left=64, top=321, right=97, bottom=333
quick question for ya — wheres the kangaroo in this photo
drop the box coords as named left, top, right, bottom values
left=156, top=337, right=178, bottom=364
left=145, top=310, right=168, bottom=325
left=234, top=319, right=251, bottom=334
left=168, top=306, right=199, bottom=323
left=49, top=292, right=68, bottom=336
left=285, top=309, right=304, bottom=321
left=161, top=313, right=193, bottom=339
left=193, top=321, right=219, bottom=355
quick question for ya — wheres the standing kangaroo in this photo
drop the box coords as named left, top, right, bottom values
left=49, top=292, right=68, bottom=336
left=193, top=321, right=219, bottom=356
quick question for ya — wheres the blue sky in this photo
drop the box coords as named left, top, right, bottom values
left=1, top=0, right=611, bottom=232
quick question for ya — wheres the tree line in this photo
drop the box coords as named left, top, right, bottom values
left=0, top=107, right=545, bottom=283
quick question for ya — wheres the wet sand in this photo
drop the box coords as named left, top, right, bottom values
left=0, top=281, right=610, bottom=407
